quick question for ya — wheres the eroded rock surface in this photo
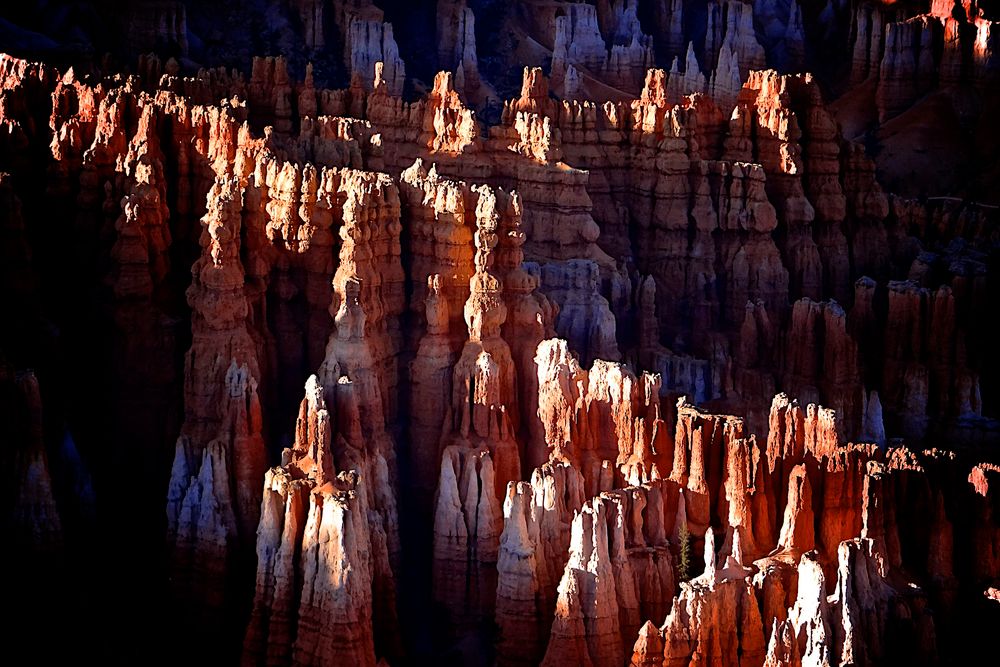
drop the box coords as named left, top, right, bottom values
left=2, top=0, right=999, bottom=662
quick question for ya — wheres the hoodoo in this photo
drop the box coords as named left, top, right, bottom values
left=2, top=0, right=998, bottom=664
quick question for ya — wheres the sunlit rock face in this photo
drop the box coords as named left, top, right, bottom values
left=2, top=0, right=999, bottom=663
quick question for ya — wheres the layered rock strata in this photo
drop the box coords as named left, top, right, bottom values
left=1, top=21, right=999, bottom=667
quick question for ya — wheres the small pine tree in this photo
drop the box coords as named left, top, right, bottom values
left=677, top=520, right=692, bottom=582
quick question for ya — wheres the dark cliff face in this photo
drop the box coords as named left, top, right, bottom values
left=1, top=1, right=999, bottom=665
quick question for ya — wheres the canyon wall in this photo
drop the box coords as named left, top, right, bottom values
left=1, top=0, right=999, bottom=664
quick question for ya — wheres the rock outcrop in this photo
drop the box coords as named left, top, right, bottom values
left=166, top=176, right=265, bottom=612
left=242, top=164, right=404, bottom=666
left=2, top=5, right=999, bottom=662
left=495, top=461, right=586, bottom=666
left=608, top=395, right=993, bottom=667
left=430, top=175, right=542, bottom=630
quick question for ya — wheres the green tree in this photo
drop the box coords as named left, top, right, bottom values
left=677, top=520, right=692, bottom=583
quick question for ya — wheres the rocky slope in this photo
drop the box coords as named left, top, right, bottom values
left=1, top=0, right=999, bottom=664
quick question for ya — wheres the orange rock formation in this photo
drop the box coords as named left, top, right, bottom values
left=2, top=1, right=999, bottom=660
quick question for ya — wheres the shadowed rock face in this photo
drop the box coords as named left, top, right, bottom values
left=1, top=0, right=999, bottom=664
